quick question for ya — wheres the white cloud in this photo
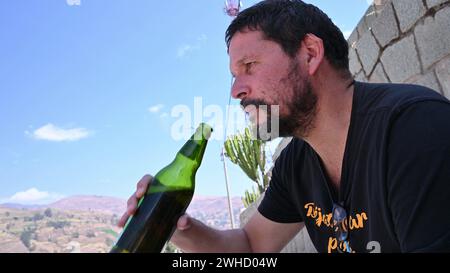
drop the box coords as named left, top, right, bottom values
left=67, top=0, right=81, bottom=6
left=177, top=34, right=208, bottom=58
left=148, top=104, right=165, bottom=113
left=177, top=44, right=199, bottom=58
left=1, top=188, right=65, bottom=205
left=30, top=123, right=91, bottom=142
left=197, top=34, right=207, bottom=42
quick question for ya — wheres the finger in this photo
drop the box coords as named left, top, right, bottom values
left=127, top=194, right=138, bottom=215
left=177, top=214, right=191, bottom=231
left=117, top=213, right=129, bottom=228
left=136, top=175, right=153, bottom=198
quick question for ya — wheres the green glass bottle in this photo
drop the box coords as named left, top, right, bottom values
left=110, top=123, right=213, bottom=253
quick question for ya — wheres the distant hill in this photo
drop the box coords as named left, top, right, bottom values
left=48, top=195, right=126, bottom=216
left=0, top=203, right=45, bottom=210
left=1, top=194, right=245, bottom=228
left=1, top=196, right=125, bottom=215
left=0, top=194, right=246, bottom=253
left=187, top=195, right=244, bottom=229
left=0, top=205, right=121, bottom=253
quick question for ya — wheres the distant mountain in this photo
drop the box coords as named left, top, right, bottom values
left=187, top=195, right=244, bottom=229
left=48, top=195, right=126, bottom=216
left=1, top=196, right=125, bottom=215
left=1, top=194, right=245, bottom=229
left=0, top=203, right=45, bottom=210
left=0, top=194, right=248, bottom=253
left=189, top=195, right=244, bottom=213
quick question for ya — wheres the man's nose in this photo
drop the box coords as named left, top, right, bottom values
left=231, top=78, right=250, bottom=100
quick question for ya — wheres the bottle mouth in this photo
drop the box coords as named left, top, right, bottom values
left=198, top=123, right=213, bottom=140
left=193, top=123, right=213, bottom=141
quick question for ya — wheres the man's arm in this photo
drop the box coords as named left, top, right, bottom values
left=171, top=211, right=304, bottom=253
left=244, top=211, right=305, bottom=252
left=119, top=174, right=304, bottom=253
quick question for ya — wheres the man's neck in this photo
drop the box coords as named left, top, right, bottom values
left=300, top=75, right=355, bottom=188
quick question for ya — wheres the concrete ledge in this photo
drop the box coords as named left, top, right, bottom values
left=239, top=193, right=317, bottom=253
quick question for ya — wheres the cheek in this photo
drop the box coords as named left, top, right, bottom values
left=261, top=76, right=281, bottom=96
left=263, top=79, right=290, bottom=105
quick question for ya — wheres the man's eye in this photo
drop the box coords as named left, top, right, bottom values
left=245, top=62, right=255, bottom=73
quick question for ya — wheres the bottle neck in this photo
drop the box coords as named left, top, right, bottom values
left=179, top=124, right=211, bottom=163
left=179, top=138, right=207, bottom=163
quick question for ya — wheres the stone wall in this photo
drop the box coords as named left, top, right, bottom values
left=239, top=191, right=317, bottom=253
left=240, top=0, right=450, bottom=253
left=349, top=0, right=450, bottom=97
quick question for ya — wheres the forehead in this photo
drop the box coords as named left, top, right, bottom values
left=229, top=30, right=277, bottom=61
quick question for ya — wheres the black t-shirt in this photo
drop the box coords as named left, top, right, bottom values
left=258, top=81, right=450, bottom=253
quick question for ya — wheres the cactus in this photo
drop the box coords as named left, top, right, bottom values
left=242, top=186, right=260, bottom=208
left=224, top=127, right=271, bottom=205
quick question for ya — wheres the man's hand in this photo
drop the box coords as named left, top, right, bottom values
left=117, top=174, right=193, bottom=231
left=175, top=214, right=192, bottom=231
left=117, top=174, right=153, bottom=227
left=115, top=174, right=278, bottom=252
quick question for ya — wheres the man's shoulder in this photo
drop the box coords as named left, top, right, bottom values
left=278, top=137, right=307, bottom=156
left=355, top=81, right=449, bottom=114
left=274, top=137, right=311, bottom=167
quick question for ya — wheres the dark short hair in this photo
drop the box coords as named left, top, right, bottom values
left=225, top=0, right=350, bottom=71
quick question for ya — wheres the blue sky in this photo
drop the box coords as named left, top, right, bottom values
left=0, top=0, right=371, bottom=204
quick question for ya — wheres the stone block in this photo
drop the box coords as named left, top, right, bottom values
left=355, top=70, right=367, bottom=82
left=392, top=0, right=426, bottom=33
left=435, top=57, right=450, bottom=98
left=369, top=62, right=390, bottom=83
left=372, top=3, right=400, bottom=47
left=411, top=71, right=442, bottom=94
left=414, top=7, right=450, bottom=70
left=356, top=31, right=380, bottom=75
left=426, top=0, right=448, bottom=9
left=373, top=0, right=391, bottom=15
left=349, top=48, right=362, bottom=75
left=357, top=15, right=370, bottom=38
left=347, top=29, right=359, bottom=49
left=380, top=35, right=421, bottom=83
left=363, top=4, right=378, bottom=29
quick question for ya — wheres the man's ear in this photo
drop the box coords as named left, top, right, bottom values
left=301, top=34, right=324, bottom=76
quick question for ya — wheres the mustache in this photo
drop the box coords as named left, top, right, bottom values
left=240, top=99, right=270, bottom=110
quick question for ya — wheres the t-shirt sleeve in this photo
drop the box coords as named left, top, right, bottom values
left=387, top=100, right=450, bottom=252
left=258, top=141, right=303, bottom=224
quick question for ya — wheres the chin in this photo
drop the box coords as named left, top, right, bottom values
left=247, top=123, right=278, bottom=141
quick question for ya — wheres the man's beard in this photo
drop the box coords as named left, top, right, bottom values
left=241, top=62, right=318, bottom=140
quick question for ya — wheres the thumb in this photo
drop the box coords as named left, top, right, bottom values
left=176, top=214, right=192, bottom=231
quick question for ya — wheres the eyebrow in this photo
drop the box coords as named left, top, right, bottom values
left=237, top=54, right=257, bottom=64
left=230, top=54, right=258, bottom=77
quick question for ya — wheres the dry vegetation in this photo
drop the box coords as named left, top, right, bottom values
left=0, top=207, right=121, bottom=253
